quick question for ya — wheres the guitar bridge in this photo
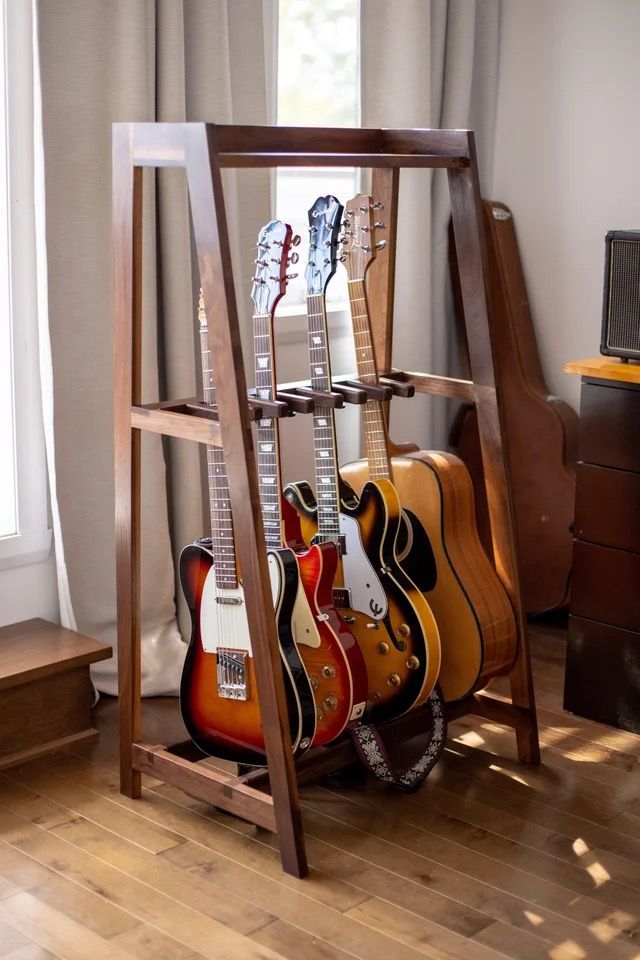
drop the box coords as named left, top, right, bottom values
left=216, top=649, right=248, bottom=700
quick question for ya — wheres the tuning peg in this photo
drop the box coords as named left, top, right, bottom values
left=338, top=254, right=348, bottom=262
left=323, top=240, right=332, bottom=248
left=375, top=241, right=387, bottom=251
left=286, top=272, right=299, bottom=280
left=374, top=222, right=386, bottom=229
left=359, top=206, right=368, bottom=213
left=288, top=252, right=299, bottom=265
left=372, top=201, right=384, bottom=210
left=272, top=240, right=284, bottom=247
left=323, top=257, right=331, bottom=265
left=254, top=258, right=268, bottom=266
left=341, top=219, right=351, bottom=228
left=360, top=226, right=370, bottom=233
left=361, top=244, right=371, bottom=252
left=291, top=234, right=301, bottom=246
left=250, top=276, right=266, bottom=284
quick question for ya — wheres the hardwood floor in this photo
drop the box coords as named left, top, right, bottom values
left=0, top=620, right=639, bottom=960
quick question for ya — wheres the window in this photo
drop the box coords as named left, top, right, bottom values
left=0, top=0, right=50, bottom=568
left=276, top=0, right=359, bottom=307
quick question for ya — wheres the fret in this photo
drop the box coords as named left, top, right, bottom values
left=197, top=293, right=239, bottom=588
left=253, top=310, right=285, bottom=548
left=346, top=276, right=392, bottom=481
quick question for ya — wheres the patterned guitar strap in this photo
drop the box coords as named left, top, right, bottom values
left=349, top=686, right=447, bottom=792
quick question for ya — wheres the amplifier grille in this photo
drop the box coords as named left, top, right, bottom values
left=607, top=239, right=640, bottom=352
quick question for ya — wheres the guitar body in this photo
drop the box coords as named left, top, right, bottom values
left=285, top=477, right=441, bottom=721
left=293, top=540, right=367, bottom=742
left=179, top=540, right=316, bottom=764
left=341, top=452, right=518, bottom=702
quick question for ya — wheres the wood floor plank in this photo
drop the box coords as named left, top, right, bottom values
left=4, top=947, right=61, bottom=960
left=0, top=892, right=140, bottom=960
left=0, top=919, right=31, bottom=956
left=0, top=809, right=284, bottom=960
left=250, top=919, right=361, bottom=960
left=4, top=766, right=186, bottom=855
left=111, top=922, right=210, bottom=960
left=0, top=842, right=139, bottom=939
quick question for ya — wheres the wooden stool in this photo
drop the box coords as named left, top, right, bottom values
left=0, top=618, right=111, bottom=769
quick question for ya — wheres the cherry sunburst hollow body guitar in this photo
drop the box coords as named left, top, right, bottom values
left=284, top=195, right=440, bottom=722
left=180, top=225, right=318, bottom=765
left=339, top=194, right=518, bottom=702
left=251, top=222, right=367, bottom=744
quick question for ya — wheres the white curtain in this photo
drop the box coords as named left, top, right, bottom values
left=35, top=0, right=272, bottom=695
left=361, top=0, right=501, bottom=446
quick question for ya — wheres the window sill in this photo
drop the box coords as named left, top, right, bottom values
left=0, top=528, right=53, bottom=570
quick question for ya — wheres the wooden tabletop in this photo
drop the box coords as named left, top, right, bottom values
left=564, top=356, right=640, bottom=384
left=0, top=618, right=111, bottom=690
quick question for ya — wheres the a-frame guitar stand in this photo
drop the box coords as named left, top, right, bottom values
left=113, top=123, right=540, bottom=880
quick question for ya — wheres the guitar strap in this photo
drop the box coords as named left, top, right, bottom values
left=349, top=687, right=446, bottom=792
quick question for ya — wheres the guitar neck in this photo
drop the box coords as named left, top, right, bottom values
left=306, top=292, right=341, bottom=543
left=253, top=310, right=284, bottom=549
left=198, top=297, right=239, bottom=589
left=346, top=277, right=392, bottom=481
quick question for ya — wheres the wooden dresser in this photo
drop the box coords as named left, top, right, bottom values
left=564, top=357, right=640, bottom=733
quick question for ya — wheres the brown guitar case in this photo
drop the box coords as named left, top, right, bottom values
left=449, top=200, right=578, bottom=615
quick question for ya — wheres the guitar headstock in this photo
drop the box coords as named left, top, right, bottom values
left=304, top=195, right=344, bottom=296
left=340, top=194, right=386, bottom=282
left=251, top=219, right=299, bottom=315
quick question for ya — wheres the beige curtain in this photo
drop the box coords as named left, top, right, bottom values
left=361, top=0, right=500, bottom=446
left=37, top=0, right=271, bottom=693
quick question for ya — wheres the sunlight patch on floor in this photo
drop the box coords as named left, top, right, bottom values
left=549, top=939, right=586, bottom=960
left=572, top=837, right=589, bottom=856
left=585, top=860, right=611, bottom=888
left=488, top=762, right=529, bottom=786
left=524, top=909, right=544, bottom=926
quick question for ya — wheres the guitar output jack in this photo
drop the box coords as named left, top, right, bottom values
left=406, top=656, right=420, bottom=670
left=321, top=664, right=337, bottom=679
left=397, top=623, right=411, bottom=637
left=323, top=695, right=338, bottom=711
left=387, top=673, right=401, bottom=687
left=376, top=641, right=390, bottom=655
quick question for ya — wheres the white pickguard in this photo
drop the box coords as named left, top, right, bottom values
left=339, top=512, right=388, bottom=619
left=200, top=554, right=281, bottom=654
left=290, top=577, right=322, bottom=649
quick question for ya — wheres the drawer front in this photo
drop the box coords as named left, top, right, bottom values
left=572, top=541, right=640, bottom=633
left=565, top=615, right=640, bottom=733
left=575, top=463, right=640, bottom=551
left=579, top=381, right=640, bottom=472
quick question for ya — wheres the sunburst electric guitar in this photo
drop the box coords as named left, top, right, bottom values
left=284, top=195, right=440, bottom=722
left=179, top=247, right=317, bottom=763
left=251, top=219, right=367, bottom=744
left=339, top=194, right=518, bottom=702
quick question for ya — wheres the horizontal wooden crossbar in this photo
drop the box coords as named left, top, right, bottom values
left=132, top=743, right=277, bottom=830
left=397, top=371, right=476, bottom=403
left=131, top=406, right=223, bottom=446
left=119, top=122, right=472, bottom=170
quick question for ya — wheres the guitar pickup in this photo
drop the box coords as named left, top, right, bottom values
left=216, top=649, right=248, bottom=700
left=332, top=587, right=352, bottom=609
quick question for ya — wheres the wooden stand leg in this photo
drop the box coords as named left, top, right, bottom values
left=448, top=142, right=540, bottom=765
left=113, top=126, right=143, bottom=798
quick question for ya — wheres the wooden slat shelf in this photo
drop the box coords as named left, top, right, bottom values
left=113, top=121, right=539, bottom=881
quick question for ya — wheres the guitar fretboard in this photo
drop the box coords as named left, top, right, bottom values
left=307, top=292, right=341, bottom=543
left=253, top=311, right=284, bottom=549
left=198, top=298, right=239, bottom=589
left=347, top=277, right=392, bottom=481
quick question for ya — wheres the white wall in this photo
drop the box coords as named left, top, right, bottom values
left=492, top=0, right=640, bottom=411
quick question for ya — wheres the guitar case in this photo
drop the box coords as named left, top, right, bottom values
left=449, top=200, right=578, bottom=615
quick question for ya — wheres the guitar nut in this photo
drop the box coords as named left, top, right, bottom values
left=376, top=641, right=390, bottom=655
left=322, top=665, right=337, bottom=679
left=406, top=656, right=420, bottom=670
left=387, top=673, right=401, bottom=687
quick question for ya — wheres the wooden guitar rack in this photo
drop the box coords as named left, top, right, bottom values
left=113, top=123, right=540, bottom=879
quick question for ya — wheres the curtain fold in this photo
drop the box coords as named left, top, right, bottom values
left=360, top=0, right=500, bottom=446
left=36, top=0, right=271, bottom=694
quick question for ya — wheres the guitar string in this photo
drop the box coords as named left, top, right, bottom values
left=346, top=275, right=392, bottom=481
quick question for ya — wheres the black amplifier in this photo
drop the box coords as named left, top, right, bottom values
left=601, top=230, right=640, bottom=361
